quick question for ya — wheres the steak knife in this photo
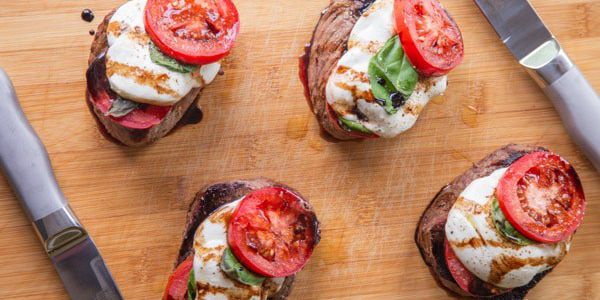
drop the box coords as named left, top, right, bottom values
left=475, top=0, right=600, bottom=171
left=0, top=68, right=123, bottom=300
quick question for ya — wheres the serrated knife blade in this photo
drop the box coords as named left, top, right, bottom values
left=474, top=0, right=600, bottom=172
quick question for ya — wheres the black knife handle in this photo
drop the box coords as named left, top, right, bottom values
left=0, top=67, right=68, bottom=222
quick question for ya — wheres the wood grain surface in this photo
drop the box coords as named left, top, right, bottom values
left=0, top=0, right=599, bottom=299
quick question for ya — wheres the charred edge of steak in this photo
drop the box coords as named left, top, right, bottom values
left=304, top=0, right=378, bottom=141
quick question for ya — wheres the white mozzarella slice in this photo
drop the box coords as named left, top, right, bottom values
left=106, top=0, right=145, bottom=45
left=445, top=168, right=571, bottom=289
left=105, top=0, right=221, bottom=106
left=325, top=0, right=447, bottom=138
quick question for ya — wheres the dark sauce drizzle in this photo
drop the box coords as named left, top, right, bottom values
left=178, top=105, right=204, bottom=126
left=81, top=9, right=95, bottom=22
left=358, top=0, right=378, bottom=15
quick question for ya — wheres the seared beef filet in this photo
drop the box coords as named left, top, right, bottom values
left=415, top=144, right=553, bottom=299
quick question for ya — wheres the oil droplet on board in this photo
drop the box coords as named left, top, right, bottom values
left=430, top=94, right=447, bottom=105
left=461, top=105, right=479, bottom=128
left=286, top=115, right=309, bottom=139
left=309, top=137, right=324, bottom=151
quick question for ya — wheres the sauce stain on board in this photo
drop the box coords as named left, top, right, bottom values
left=461, top=81, right=486, bottom=128
left=309, top=137, right=324, bottom=152
left=461, top=105, right=479, bottom=128
left=430, top=94, right=446, bottom=105
left=286, top=115, right=309, bottom=139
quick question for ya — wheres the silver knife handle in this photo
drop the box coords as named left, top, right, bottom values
left=540, top=60, right=600, bottom=171
left=0, top=68, right=68, bottom=222
left=0, top=68, right=122, bottom=300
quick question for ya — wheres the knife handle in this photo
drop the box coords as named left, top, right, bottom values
left=542, top=63, right=600, bottom=171
left=0, top=67, right=68, bottom=222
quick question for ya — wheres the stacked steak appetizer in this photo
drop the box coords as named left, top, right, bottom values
left=163, top=179, right=320, bottom=300
left=301, top=0, right=464, bottom=140
left=86, top=0, right=239, bottom=146
left=416, top=144, right=586, bottom=299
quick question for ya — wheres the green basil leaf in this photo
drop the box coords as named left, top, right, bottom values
left=338, top=116, right=372, bottom=134
left=220, top=248, right=266, bottom=286
left=187, top=268, right=196, bottom=300
left=149, top=42, right=197, bottom=73
left=368, top=35, right=418, bottom=114
left=108, top=97, right=138, bottom=117
left=491, top=197, right=535, bottom=246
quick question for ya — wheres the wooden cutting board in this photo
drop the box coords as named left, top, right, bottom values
left=0, top=0, right=599, bottom=299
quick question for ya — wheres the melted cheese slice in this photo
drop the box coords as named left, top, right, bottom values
left=445, top=168, right=571, bottom=289
left=105, top=0, right=220, bottom=106
left=325, top=0, right=447, bottom=138
left=193, top=198, right=284, bottom=300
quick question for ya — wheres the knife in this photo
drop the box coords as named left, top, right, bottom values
left=0, top=68, right=123, bottom=300
left=474, top=0, right=600, bottom=171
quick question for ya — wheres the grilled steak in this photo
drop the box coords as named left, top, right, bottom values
left=415, top=144, right=552, bottom=299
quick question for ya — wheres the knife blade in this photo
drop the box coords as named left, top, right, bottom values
left=53, top=237, right=122, bottom=299
left=0, top=67, right=123, bottom=300
left=474, top=0, right=552, bottom=61
left=475, top=0, right=600, bottom=172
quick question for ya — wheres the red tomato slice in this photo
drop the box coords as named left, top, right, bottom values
left=91, top=90, right=171, bottom=130
left=162, top=256, right=193, bottom=300
left=86, top=54, right=171, bottom=130
left=444, top=239, right=474, bottom=294
left=227, top=187, right=319, bottom=277
left=496, top=152, right=586, bottom=243
left=145, top=0, right=240, bottom=65
left=394, top=0, right=464, bottom=76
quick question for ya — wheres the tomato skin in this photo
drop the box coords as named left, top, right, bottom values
left=162, top=256, right=193, bottom=300
left=394, top=0, right=464, bottom=76
left=496, top=152, right=586, bottom=243
left=227, top=187, right=319, bottom=278
left=444, top=239, right=474, bottom=295
left=145, top=0, right=240, bottom=65
left=113, top=105, right=171, bottom=130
